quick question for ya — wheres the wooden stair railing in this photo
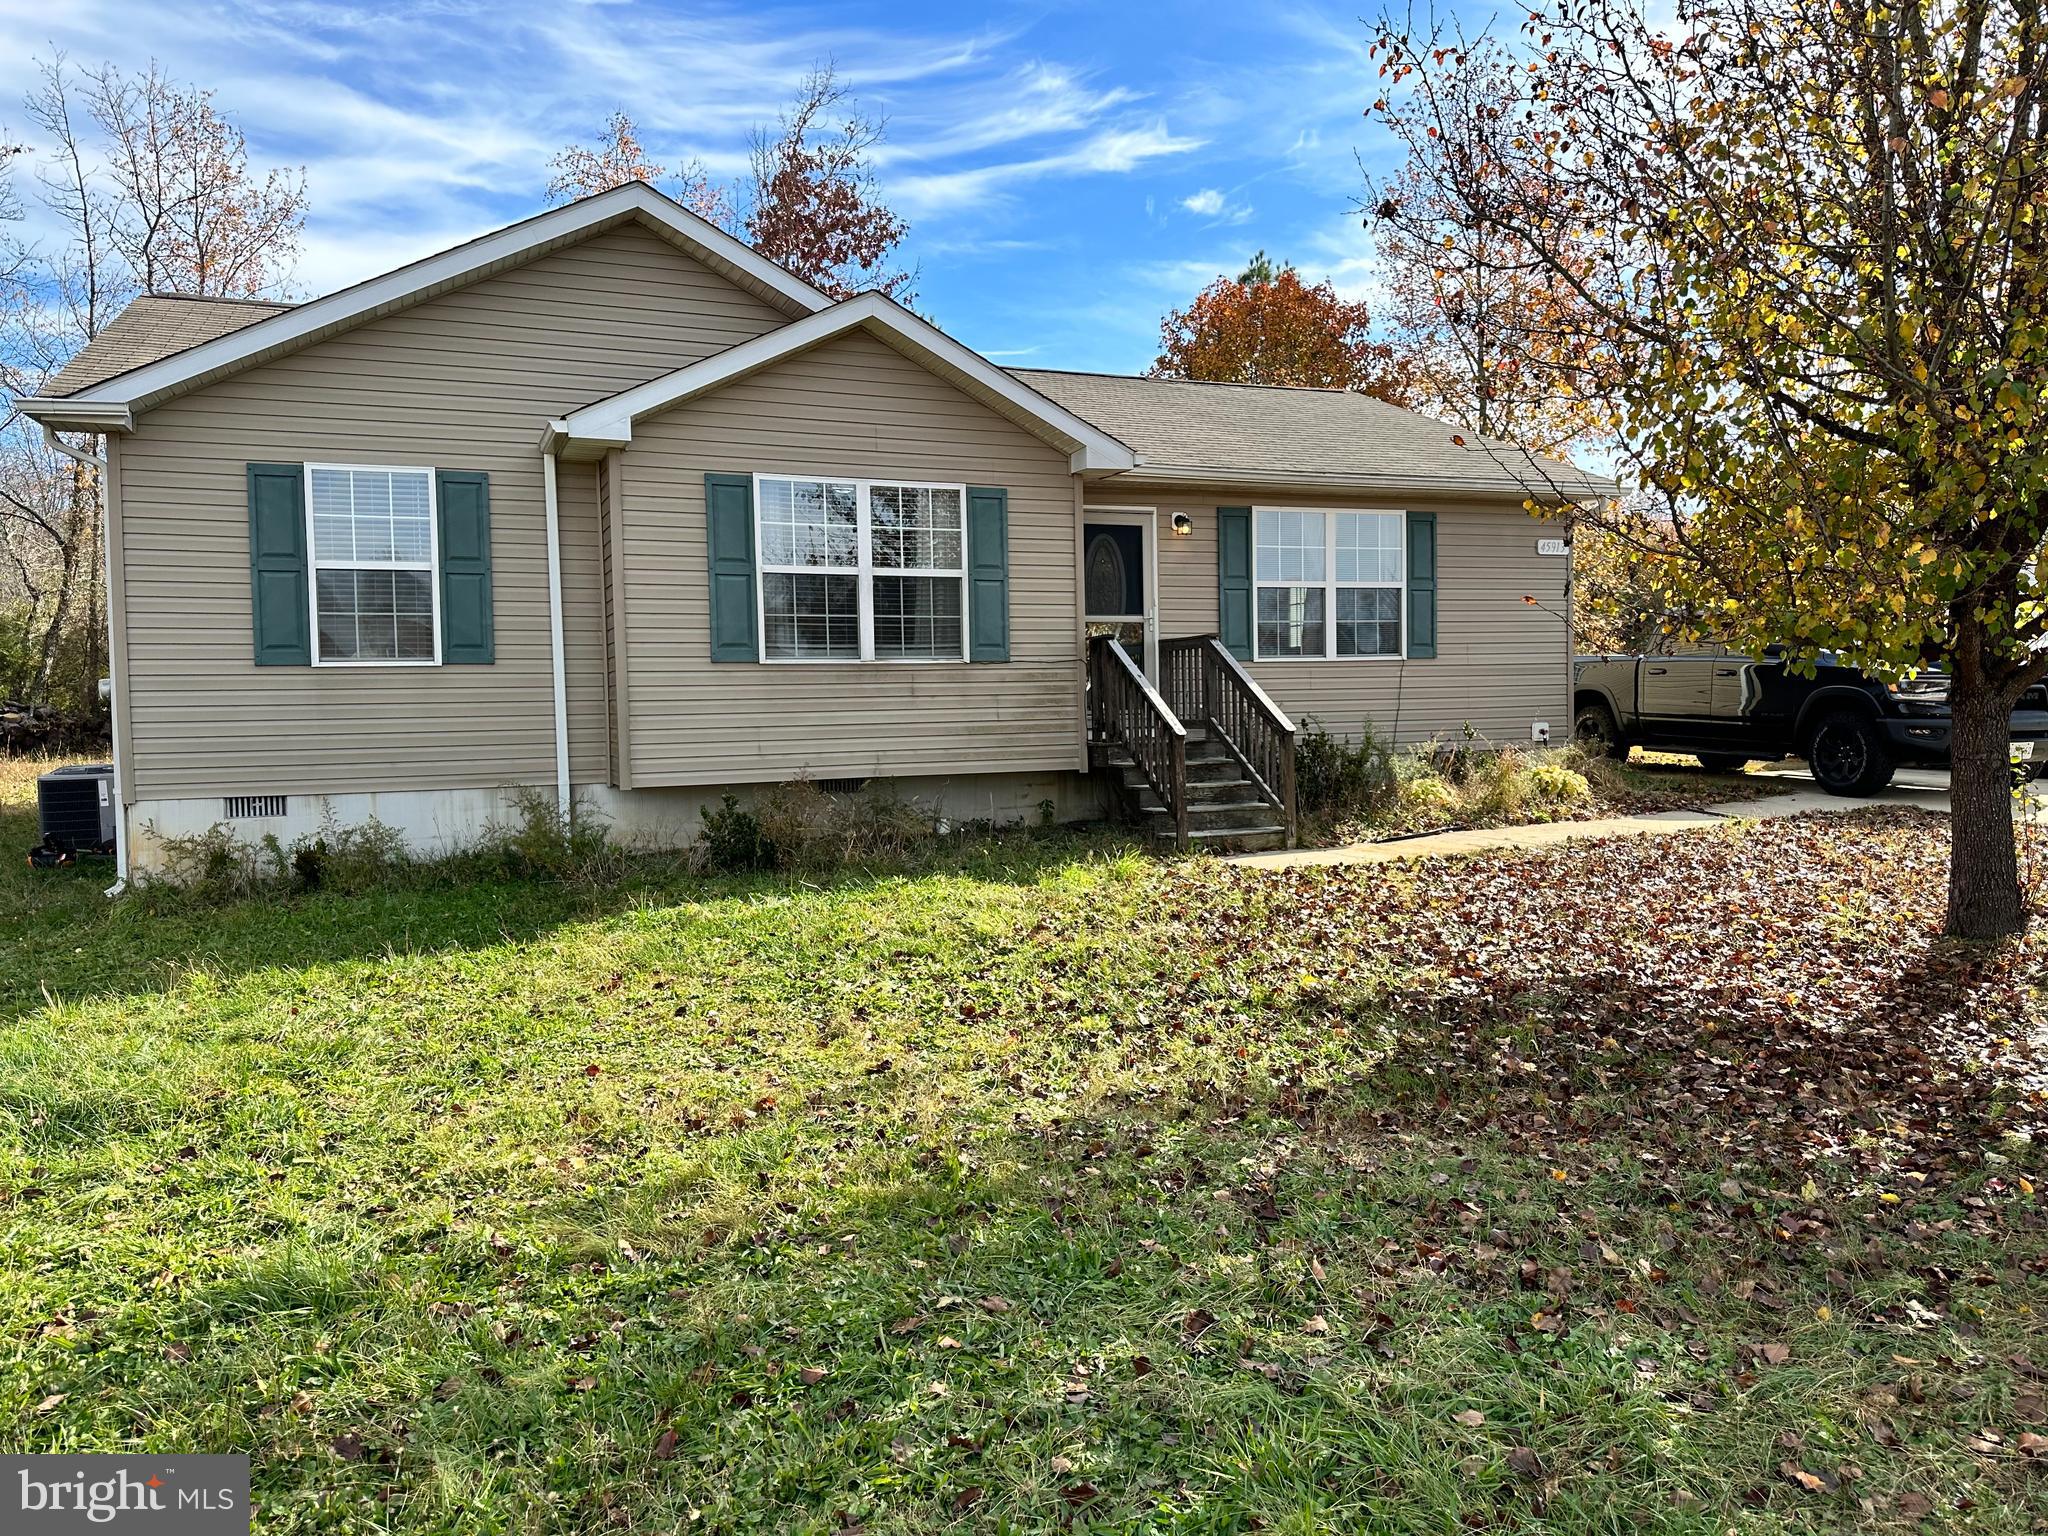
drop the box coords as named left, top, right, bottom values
left=1087, top=633, right=1190, bottom=850
left=1160, top=634, right=1298, bottom=848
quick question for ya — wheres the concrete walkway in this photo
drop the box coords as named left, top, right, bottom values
left=1229, top=765, right=2047, bottom=870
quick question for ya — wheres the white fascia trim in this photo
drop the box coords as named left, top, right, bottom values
left=24, top=399, right=133, bottom=432
left=31, top=184, right=831, bottom=419
left=559, top=293, right=1140, bottom=474
left=1114, top=461, right=1620, bottom=501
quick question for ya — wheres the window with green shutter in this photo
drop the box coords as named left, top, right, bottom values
left=248, top=463, right=311, bottom=666
left=250, top=461, right=496, bottom=667
left=1406, top=509, right=1437, bottom=659
left=436, top=470, right=494, bottom=664
left=1229, top=506, right=1418, bottom=661
left=966, top=486, right=1009, bottom=661
left=705, top=472, right=759, bottom=662
left=729, top=473, right=996, bottom=664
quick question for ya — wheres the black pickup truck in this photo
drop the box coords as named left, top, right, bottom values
left=1572, top=649, right=2048, bottom=795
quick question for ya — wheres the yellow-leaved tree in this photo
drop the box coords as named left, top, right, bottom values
left=1370, top=0, right=2048, bottom=938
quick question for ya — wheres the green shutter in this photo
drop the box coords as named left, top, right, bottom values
left=248, top=462, right=310, bottom=666
left=705, top=473, right=758, bottom=662
left=437, top=470, right=494, bottom=664
left=1217, top=506, right=1253, bottom=660
left=966, top=486, right=1010, bottom=662
left=1407, top=509, right=1437, bottom=659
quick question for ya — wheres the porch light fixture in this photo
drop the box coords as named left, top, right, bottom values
left=1171, top=512, right=1194, bottom=537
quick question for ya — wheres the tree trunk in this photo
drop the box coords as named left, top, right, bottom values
left=1945, top=661, right=2028, bottom=940
left=30, top=531, right=79, bottom=702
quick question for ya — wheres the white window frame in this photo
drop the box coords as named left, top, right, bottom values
left=305, top=462, right=442, bottom=668
left=753, top=473, right=969, bottom=664
left=1252, top=506, right=1407, bottom=662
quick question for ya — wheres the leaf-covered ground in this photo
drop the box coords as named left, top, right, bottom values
left=1303, top=748, right=1780, bottom=846
left=2, top=783, right=2045, bottom=1533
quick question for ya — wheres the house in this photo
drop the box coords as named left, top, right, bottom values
left=21, top=183, right=1609, bottom=874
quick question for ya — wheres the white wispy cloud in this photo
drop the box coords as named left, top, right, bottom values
left=1180, top=186, right=1254, bottom=224
left=0, top=0, right=1214, bottom=294
left=890, top=119, right=1205, bottom=217
left=1296, top=221, right=1392, bottom=309
left=0, top=0, right=1402, bottom=384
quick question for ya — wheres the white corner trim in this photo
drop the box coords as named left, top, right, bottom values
left=541, top=451, right=572, bottom=816
left=24, top=184, right=831, bottom=422
left=86, top=430, right=130, bottom=897
left=558, top=293, right=1139, bottom=474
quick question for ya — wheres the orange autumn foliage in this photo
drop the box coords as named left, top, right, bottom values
left=1150, top=264, right=1413, bottom=401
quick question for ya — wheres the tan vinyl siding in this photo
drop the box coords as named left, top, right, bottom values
left=556, top=459, right=608, bottom=783
left=1142, top=487, right=1571, bottom=745
left=596, top=453, right=619, bottom=787
left=619, top=330, right=1081, bottom=785
left=116, top=220, right=788, bottom=798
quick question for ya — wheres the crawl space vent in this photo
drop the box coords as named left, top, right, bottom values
left=223, top=794, right=289, bottom=819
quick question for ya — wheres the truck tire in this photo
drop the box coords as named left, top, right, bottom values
left=1806, top=710, right=1895, bottom=797
left=1573, top=701, right=1626, bottom=759
left=1696, top=753, right=1750, bottom=773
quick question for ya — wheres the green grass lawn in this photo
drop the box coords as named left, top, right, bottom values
left=2, top=758, right=2045, bottom=1533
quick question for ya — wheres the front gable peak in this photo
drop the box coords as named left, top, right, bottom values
left=23, top=182, right=833, bottom=431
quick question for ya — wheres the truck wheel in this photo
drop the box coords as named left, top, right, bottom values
left=1696, top=753, right=1750, bottom=773
left=1806, top=711, right=1895, bottom=797
left=1573, top=702, right=1626, bottom=760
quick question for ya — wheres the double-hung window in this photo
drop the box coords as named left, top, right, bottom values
left=308, top=463, right=439, bottom=665
left=757, top=475, right=967, bottom=662
left=1254, top=507, right=1405, bottom=660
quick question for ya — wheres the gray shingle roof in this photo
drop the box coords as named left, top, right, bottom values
left=44, top=295, right=296, bottom=398
left=1010, top=368, right=1613, bottom=499
left=36, top=292, right=1613, bottom=502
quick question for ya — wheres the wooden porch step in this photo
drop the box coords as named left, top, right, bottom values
left=1088, top=632, right=1296, bottom=854
left=1150, top=823, right=1289, bottom=852
left=1140, top=799, right=1275, bottom=827
left=1093, top=748, right=1244, bottom=784
left=1134, top=781, right=1262, bottom=811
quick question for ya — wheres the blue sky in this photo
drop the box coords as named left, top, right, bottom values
left=0, top=0, right=1420, bottom=376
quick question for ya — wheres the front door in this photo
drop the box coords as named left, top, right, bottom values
left=1083, top=513, right=1154, bottom=676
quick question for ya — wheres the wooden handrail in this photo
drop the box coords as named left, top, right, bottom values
left=1159, top=633, right=1298, bottom=848
left=1088, top=633, right=1189, bottom=850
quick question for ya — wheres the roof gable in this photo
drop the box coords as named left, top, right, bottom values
left=1012, top=368, right=1615, bottom=500
left=24, top=183, right=832, bottom=430
left=43, top=295, right=295, bottom=399
left=553, top=294, right=1138, bottom=475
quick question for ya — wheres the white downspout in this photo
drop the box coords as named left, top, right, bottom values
left=43, top=423, right=127, bottom=896
left=541, top=445, right=572, bottom=818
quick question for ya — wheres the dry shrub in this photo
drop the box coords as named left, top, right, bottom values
left=1294, top=717, right=1398, bottom=818
left=465, top=787, right=624, bottom=886
left=756, top=776, right=936, bottom=871
left=145, top=788, right=625, bottom=901
left=148, top=816, right=412, bottom=902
